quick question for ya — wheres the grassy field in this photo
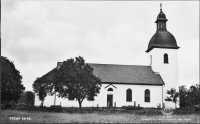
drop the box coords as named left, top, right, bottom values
left=1, top=109, right=200, bottom=123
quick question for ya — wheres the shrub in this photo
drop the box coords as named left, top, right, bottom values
left=50, top=105, right=61, bottom=108
left=1, top=104, right=6, bottom=109
left=50, top=105, right=63, bottom=112
left=14, top=107, right=27, bottom=111
left=195, top=107, right=200, bottom=111
left=15, top=103, right=26, bottom=107
left=122, top=105, right=143, bottom=110
left=4, top=104, right=12, bottom=108
left=61, top=107, right=102, bottom=113
left=175, top=107, right=195, bottom=111
left=173, top=107, right=196, bottom=114
left=30, top=106, right=63, bottom=112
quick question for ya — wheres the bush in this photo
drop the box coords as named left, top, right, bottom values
left=195, top=107, right=200, bottom=111
left=122, top=106, right=143, bottom=110
left=62, top=107, right=98, bottom=113
left=25, top=106, right=63, bottom=112
left=173, top=107, right=196, bottom=114
left=63, top=108, right=79, bottom=113
left=11, top=106, right=63, bottom=112
left=176, top=107, right=195, bottom=111
left=144, top=107, right=162, bottom=110
left=60, top=107, right=103, bottom=113
left=12, top=107, right=27, bottom=111
left=50, top=105, right=63, bottom=112
left=1, top=104, right=6, bottom=109
left=15, top=103, right=26, bottom=107
left=4, top=104, right=12, bottom=108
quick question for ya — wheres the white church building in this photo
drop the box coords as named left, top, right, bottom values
left=34, top=7, right=180, bottom=109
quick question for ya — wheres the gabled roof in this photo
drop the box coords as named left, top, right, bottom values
left=36, top=63, right=164, bottom=86
left=89, top=63, right=164, bottom=85
left=36, top=68, right=57, bottom=83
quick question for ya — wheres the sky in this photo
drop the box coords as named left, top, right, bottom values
left=1, top=0, right=199, bottom=91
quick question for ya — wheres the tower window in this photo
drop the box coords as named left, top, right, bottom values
left=126, top=89, right=132, bottom=102
left=164, top=53, right=168, bottom=63
left=145, top=89, right=150, bottom=102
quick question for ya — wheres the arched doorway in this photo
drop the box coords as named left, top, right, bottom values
left=107, top=87, right=114, bottom=107
left=107, top=94, right=113, bottom=107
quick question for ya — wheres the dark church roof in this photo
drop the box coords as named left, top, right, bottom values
left=36, top=63, right=164, bottom=86
left=155, top=9, right=168, bottom=23
left=146, top=30, right=180, bottom=52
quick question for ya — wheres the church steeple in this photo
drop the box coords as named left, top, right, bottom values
left=155, top=4, right=168, bottom=31
left=146, top=4, right=179, bottom=53
left=146, top=4, right=180, bottom=108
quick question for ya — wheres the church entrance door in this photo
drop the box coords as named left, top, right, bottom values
left=107, top=95, right=113, bottom=107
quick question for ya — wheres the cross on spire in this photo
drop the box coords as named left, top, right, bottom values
left=160, top=3, right=162, bottom=10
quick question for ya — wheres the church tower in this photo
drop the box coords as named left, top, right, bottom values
left=146, top=5, right=180, bottom=108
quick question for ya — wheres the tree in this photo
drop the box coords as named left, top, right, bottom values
left=55, top=56, right=101, bottom=109
left=25, top=91, right=34, bottom=105
left=1, top=56, right=25, bottom=102
left=32, top=80, right=48, bottom=107
left=187, top=84, right=200, bottom=106
left=38, top=87, right=47, bottom=107
left=165, top=88, right=179, bottom=108
left=33, top=69, right=56, bottom=107
left=179, top=84, right=200, bottom=108
left=179, top=85, right=188, bottom=107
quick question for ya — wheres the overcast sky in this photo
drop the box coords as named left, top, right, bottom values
left=1, top=0, right=199, bottom=91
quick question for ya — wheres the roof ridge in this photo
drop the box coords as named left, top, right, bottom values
left=88, top=63, right=150, bottom=67
left=57, top=62, right=150, bottom=67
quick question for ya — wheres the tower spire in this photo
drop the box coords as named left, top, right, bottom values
left=155, top=4, right=168, bottom=30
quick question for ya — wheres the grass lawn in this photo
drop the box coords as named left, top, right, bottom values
left=1, top=109, right=200, bottom=123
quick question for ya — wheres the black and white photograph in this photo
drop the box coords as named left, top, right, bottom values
left=1, top=0, right=199, bottom=123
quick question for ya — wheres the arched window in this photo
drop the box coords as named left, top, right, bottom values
left=126, top=89, right=132, bottom=102
left=145, top=89, right=150, bottom=102
left=108, top=88, right=113, bottom=91
left=164, top=53, right=168, bottom=63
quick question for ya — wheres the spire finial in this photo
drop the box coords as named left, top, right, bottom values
left=160, top=3, right=162, bottom=11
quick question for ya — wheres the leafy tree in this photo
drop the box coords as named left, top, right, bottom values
left=33, top=69, right=57, bottom=107
left=179, top=85, right=188, bottom=107
left=1, top=56, right=25, bottom=102
left=187, top=84, right=200, bottom=106
left=165, top=88, right=179, bottom=108
left=179, top=84, right=200, bottom=108
left=32, top=80, right=48, bottom=107
left=25, top=91, right=34, bottom=105
left=38, top=87, right=47, bottom=107
left=55, top=56, right=101, bottom=109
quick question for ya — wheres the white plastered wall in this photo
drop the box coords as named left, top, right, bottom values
left=34, top=84, right=163, bottom=108
left=148, top=48, right=179, bottom=108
